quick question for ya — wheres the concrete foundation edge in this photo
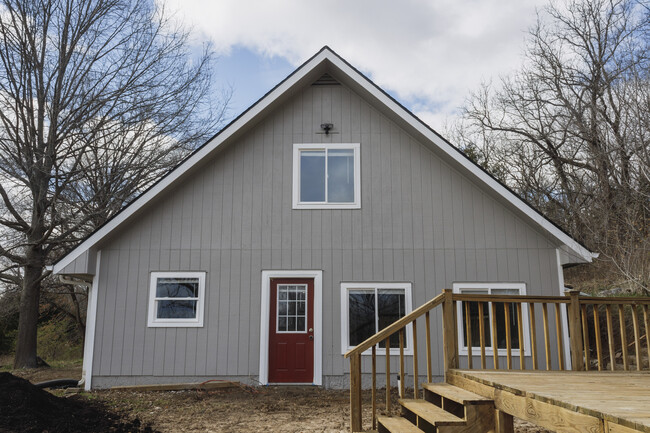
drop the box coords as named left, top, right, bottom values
left=91, top=374, right=445, bottom=390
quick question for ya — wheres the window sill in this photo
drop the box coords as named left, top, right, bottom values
left=147, top=321, right=204, bottom=328
left=293, top=202, right=361, bottom=210
left=343, top=349, right=414, bottom=357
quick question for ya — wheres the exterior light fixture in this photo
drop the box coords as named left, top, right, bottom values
left=320, top=123, right=333, bottom=135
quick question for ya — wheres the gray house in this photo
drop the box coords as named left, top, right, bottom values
left=52, top=47, right=594, bottom=390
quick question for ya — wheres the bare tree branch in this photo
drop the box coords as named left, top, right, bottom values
left=454, top=0, right=649, bottom=290
left=0, top=0, right=229, bottom=368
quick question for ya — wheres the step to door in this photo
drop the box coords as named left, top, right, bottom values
left=399, top=398, right=466, bottom=427
left=423, top=383, right=492, bottom=406
left=372, top=385, right=496, bottom=433
left=377, top=415, right=422, bottom=433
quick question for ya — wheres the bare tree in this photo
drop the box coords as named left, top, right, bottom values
left=0, top=0, right=228, bottom=368
left=455, top=0, right=649, bottom=290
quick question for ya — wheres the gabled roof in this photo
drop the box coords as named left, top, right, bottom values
left=53, top=46, right=595, bottom=274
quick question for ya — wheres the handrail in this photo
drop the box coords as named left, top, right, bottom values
left=576, top=297, right=650, bottom=304
left=452, top=294, right=571, bottom=303
left=344, top=293, right=445, bottom=358
left=454, top=293, right=650, bottom=304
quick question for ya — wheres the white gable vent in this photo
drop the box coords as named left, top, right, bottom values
left=312, top=73, right=340, bottom=86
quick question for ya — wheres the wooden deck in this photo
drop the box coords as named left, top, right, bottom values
left=346, top=292, right=650, bottom=432
left=448, top=370, right=650, bottom=433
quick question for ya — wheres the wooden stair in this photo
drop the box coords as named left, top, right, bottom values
left=377, top=383, right=495, bottom=433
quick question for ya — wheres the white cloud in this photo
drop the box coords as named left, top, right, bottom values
left=159, top=0, right=544, bottom=130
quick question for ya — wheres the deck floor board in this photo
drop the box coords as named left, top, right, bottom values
left=451, top=370, right=650, bottom=433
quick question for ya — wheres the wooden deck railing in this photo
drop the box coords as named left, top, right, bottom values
left=344, top=289, right=650, bottom=432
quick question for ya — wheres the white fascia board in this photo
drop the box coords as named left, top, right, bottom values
left=53, top=50, right=332, bottom=274
left=323, top=53, right=595, bottom=264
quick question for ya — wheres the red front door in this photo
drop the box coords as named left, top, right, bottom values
left=268, top=278, right=314, bottom=383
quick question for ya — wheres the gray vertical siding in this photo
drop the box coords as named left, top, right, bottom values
left=60, top=249, right=94, bottom=275
left=88, top=81, right=561, bottom=385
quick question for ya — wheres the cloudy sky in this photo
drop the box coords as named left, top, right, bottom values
left=159, top=0, right=547, bottom=131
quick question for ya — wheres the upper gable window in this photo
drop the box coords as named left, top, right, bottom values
left=292, top=143, right=360, bottom=209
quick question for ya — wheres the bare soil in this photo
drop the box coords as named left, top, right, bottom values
left=7, top=367, right=550, bottom=433
left=10, top=366, right=82, bottom=384
left=95, top=385, right=354, bottom=432
left=0, top=372, right=156, bottom=433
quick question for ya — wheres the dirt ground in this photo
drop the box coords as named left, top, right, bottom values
left=96, top=385, right=355, bottom=433
left=9, top=367, right=549, bottom=433
left=0, top=372, right=155, bottom=433
left=10, top=365, right=82, bottom=384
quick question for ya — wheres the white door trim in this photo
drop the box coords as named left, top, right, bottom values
left=259, top=270, right=323, bottom=385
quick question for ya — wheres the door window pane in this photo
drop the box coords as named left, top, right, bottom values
left=277, top=285, right=307, bottom=332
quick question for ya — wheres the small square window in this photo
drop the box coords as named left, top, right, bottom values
left=293, top=143, right=360, bottom=209
left=148, top=272, right=205, bottom=327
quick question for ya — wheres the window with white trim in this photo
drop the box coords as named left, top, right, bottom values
left=148, top=272, right=205, bottom=327
left=341, top=283, right=412, bottom=355
left=293, top=143, right=361, bottom=209
left=453, top=282, right=530, bottom=355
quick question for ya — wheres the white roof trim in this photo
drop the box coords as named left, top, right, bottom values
left=53, top=47, right=593, bottom=273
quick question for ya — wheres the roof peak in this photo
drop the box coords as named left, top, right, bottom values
left=52, top=45, right=594, bottom=273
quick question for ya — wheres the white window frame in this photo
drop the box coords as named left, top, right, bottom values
left=340, top=282, right=413, bottom=356
left=147, top=271, right=206, bottom=327
left=453, top=282, right=531, bottom=357
left=292, top=143, right=361, bottom=209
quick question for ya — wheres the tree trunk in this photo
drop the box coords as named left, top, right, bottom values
left=13, top=248, right=45, bottom=369
left=70, top=290, right=86, bottom=354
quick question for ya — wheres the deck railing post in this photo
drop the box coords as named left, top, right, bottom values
left=567, top=290, right=584, bottom=371
left=350, top=353, right=362, bottom=432
left=442, top=289, right=458, bottom=377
